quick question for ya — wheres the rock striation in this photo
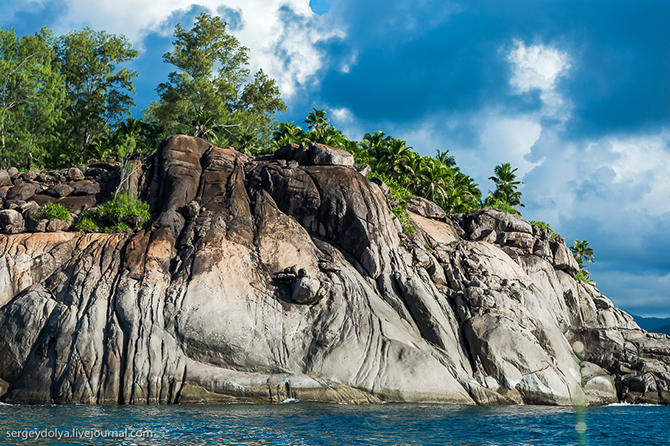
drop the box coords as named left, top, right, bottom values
left=0, top=135, right=669, bottom=405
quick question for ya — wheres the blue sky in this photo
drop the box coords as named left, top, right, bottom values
left=4, top=0, right=670, bottom=316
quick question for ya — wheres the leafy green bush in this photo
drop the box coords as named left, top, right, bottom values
left=575, top=270, right=591, bottom=283
left=368, top=171, right=416, bottom=235
left=529, top=220, right=560, bottom=240
left=32, top=203, right=72, bottom=224
left=76, top=214, right=103, bottom=232
left=484, top=197, right=521, bottom=216
left=76, top=192, right=151, bottom=233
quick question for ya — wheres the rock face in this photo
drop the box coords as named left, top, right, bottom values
left=1, top=135, right=669, bottom=406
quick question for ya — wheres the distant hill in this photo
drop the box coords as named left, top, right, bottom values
left=632, top=315, right=670, bottom=335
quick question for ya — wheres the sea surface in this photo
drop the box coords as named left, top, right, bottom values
left=0, top=402, right=667, bottom=446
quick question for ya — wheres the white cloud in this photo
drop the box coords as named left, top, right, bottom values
left=31, top=0, right=344, bottom=99
left=330, top=107, right=354, bottom=123
left=597, top=133, right=670, bottom=216
left=478, top=114, right=544, bottom=178
left=520, top=130, right=670, bottom=244
left=507, top=40, right=571, bottom=121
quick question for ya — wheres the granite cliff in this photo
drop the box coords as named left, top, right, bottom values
left=0, top=135, right=669, bottom=405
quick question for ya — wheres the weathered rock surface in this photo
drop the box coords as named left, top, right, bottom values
left=273, top=142, right=355, bottom=167
left=0, top=134, right=669, bottom=406
left=406, top=196, right=447, bottom=220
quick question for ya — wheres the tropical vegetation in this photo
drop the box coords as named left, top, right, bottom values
left=32, top=203, right=71, bottom=224
left=76, top=192, right=151, bottom=233
left=571, top=240, right=595, bottom=282
left=1, top=15, right=595, bottom=279
left=529, top=220, right=560, bottom=240
left=0, top=13, right=285, bottom=169
left=271, top=109, right=483, bottom=216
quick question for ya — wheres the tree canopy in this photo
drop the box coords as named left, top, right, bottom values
left=271, top=109, right=482, bottom=215
left=55, top=27, right=138, bottom=165
left=0, top=27, right=63, bottom=169
left=144, top=12, right=285, bottom=151
left=0, top=21, right=601, bottom=282
left=484, top=162, right=524, bottom=214
left=571, top=240, right=595, bottom=282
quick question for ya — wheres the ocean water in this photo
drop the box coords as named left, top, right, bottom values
left=0, top=402, right=667, bottom=446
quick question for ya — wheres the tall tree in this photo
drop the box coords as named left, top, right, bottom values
left=0, top=27, right=64, bottom=169
left=486, top=162, right=524, bottom=209
left=570, top=240, right=594, bottom=264
left=145, top=12, right=285, bottom=149
left=55, top=27, right=138, bottom=164
left=571, top=240, right=594, bottom=281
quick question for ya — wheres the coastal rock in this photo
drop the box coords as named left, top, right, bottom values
left=0, top=170, right=11, bottom=187
left=6, top=181, right=40, bottom=202
left=467, top=208, right=532, bottom=240
left=274, top=142, right=355, bottom=167
left=309, top=143, right=355, bottom=167
left=552, top=240, right=580, bottom=275
left=45, top=183, right=74, bottom=198
left=66, top=167, right=84, bottom=181
left=406, top=196, right=447, bottom=220
left=291, top=277, right=322, bottom=304
left=0, top=210, right=25, bottom=234
left=70, top=180, right=101, bottom=196
left=0, top=134, right=668, bottom=406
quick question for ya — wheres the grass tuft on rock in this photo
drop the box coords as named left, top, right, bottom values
left=76, top=192, right=151, bottom=233
left=32, top=203, right=72, bottom=224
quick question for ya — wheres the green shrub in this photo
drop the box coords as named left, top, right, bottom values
left=76, top=192, right=151, bottom=233
left=575, top=270, right=591, bottom=283
left=484, top=198, right=521, bottom=216
left=368, top=171, right=416, bottom=235
left=32, top=203, right=72, bottom=224
left=529, top=220, right=560, bottom=240
left=76, top=214, right=103, bottom=232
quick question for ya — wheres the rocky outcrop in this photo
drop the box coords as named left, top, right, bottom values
left=0, top=136, right=669, bottom=406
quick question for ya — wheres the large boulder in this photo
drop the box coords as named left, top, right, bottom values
left=552, top=239, right=580, bottom=275
left=6, top=181, right=40, bottom=202
left=466, top=208, right=532, bottom=240
left=70, top=180, right=101, bottom=196
left=0, top=170, right=11, bottom=187
left=44, top=184, right=74, bottom=198
left=406, top=196, right=446, bottom=220
left=291, top=277, right=323, bottom=304
left=274, top=142, right=355, bottom=167
left=309, top=143, right=354, bottom=166
left=0, top=209, right=24, bottom=234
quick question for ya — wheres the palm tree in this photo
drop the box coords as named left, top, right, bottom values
left=487, top=162, right=524, bottom=208
left=377, top=138, right=413, bottom=179
left=417, top=158, right=450, bottom=203
left=235, top=131, right=257, bottom=155
left=271, top=121, right=307, bottom=147
left=570, top=240, right=594, bottom=264
left=451, top=171, right=481, bottom=213
left=307, top=125, right=347, bottom=148
left=304, top=108, right=329, bottom=133
left=357, top=131, right=388, bottom=166
left=86, top=137, right=112, bottom=162
left=116, top=117, right=142, bottom=139
left=435, top=149, right=456, bottom=168
left=489, top=162, right=522, bottom=191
